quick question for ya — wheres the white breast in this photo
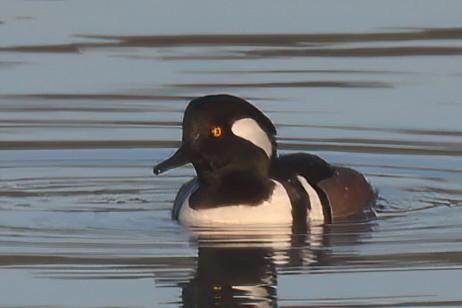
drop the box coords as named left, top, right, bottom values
left=178, top=180, right=293, bottom=227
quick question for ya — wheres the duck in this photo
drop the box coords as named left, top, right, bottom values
left=153, top=94, right=376, bottom=227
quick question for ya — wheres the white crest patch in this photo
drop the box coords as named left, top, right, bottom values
left=231, top=118, right=273, bottom=158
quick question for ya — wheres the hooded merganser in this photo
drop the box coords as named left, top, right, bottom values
left=154, top=94, right=376, bottom=227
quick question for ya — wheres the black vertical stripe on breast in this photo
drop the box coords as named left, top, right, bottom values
left=281, top=177, right=311, bottom=233
left=172, top=179, right=197, bottom=221
left=314, top=187, right=332, bottom=223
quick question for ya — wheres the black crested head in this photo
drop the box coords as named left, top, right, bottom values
left=184, top=94, right=276, bottom=149
left=153, top=94, right=277, bottom=206
left=154, top=94, right=278, bottom=175
left=185, top=94, right=277, bottom=179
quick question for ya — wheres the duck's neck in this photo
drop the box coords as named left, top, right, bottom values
left=190, top=169, right=274, bottom=210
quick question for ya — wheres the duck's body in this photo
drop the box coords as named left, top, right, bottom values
left=173, top=179, right=293, bottom=226
left=154, top=95, right=376, bottom=227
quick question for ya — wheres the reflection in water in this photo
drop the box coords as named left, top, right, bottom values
left=178, top=223, right=373, bottom=306
left=183, top=246, right=276, bottom=306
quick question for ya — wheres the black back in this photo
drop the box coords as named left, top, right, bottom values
left=270, top=153, right=335, bottom=185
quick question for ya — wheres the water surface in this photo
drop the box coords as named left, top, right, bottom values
left=1, top=1, right=462, bottom=306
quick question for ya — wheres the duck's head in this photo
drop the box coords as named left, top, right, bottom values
left=154, top=94, right=277, bottom=186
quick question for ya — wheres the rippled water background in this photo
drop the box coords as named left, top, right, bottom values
left=1, top=1, right=462, bottom=306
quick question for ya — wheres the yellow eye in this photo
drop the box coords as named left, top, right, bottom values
left=211, top=126, right=222, bottom=138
